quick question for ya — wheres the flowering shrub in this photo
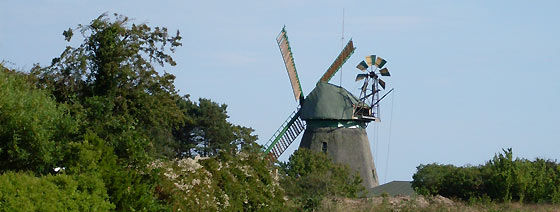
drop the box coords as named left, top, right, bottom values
left=152, top=150, right=286, bottom=211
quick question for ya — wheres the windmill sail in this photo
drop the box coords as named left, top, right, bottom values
left=263, top=107, right=306, bottom=161
left=379, top=67, right=390, bottom=76
left=276, top=27, right=304, bottom=101
left=319, top=39, right=356, bottom=83
left=356, top=60, right=368, bottom=71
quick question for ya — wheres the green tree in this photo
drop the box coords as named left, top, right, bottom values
left=61, top=132, right=169, bottom=211
left=485, top=148, right=514, bottom=202
left=279, top=148, right=364, bottom=210
left=0, top=65, right=77, bottom=174
left=2, top=12, right=266, bottom=211
left=412, top=163, right=454, bottom=196
left=31, top=13, right=185, bottom=163
left=152, top=146, right=286, bottom=211
left=0, top=171, right=114, bottom=211
left=412, top=148, right=560, bottom=203
left=173, top=97, right=257, bottom=157
left=26, top=13, right=186, bottom=210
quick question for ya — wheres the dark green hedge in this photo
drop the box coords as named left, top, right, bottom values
left=0, top=172, right=114, bottom=211
left=0, top=67, right=76, bottom=174
left=412, top=148, right=560, bottom=203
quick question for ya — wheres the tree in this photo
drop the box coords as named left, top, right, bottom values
left=0, top=65, right=77, bottom=174
left=2, top=12, right=266, bottom=211
left=173, top=96, right=258, bottom=157
left=412, top=148, right=560, bottom=203
left=31, top=13, right=185, bottom=163
left=153, top=149, right=286, bottom=211
left=25, top=13, right=188, bottom=210
left=279, top=148, right=364, bottom=210
left=0, top=171, right=114, bottom=211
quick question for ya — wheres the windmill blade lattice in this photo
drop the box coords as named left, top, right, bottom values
left=263, top=107, right=306, bottom=161
left=319, top=39, right=356, bottom=83
left=276, top=27, right=304, bottom=102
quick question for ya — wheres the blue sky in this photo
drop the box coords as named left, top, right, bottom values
left=2, top=0, right=559, bottom=184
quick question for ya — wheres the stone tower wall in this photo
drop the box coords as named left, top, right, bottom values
left=299, top=127, right=379, bottom=188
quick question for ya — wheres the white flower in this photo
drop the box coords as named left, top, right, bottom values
left=240, top=165, right=252, bottom=177
left=204, top=178, right=212, bottom=185
left=147, top=160, right=164, bottom=169
left=164, top=171, right=178, bottom=180
left=192, top=179, right=201, bottom=185
left=238, top=152, right=248, bottom=161
left=223, top=194, right=230, bottom=207
left=177, top=158, right=203, bottom=173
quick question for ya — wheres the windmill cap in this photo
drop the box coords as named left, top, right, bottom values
left=300, top=82, right=361, bottom=120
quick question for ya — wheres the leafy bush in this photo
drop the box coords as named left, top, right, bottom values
left=412, top=148, right=560, bottom=203
left=0, top=65, right=77, bottom=174
left=279, top=148, right=365, bottom=210
left=62, top=132, right=169, bottom=211
left=1, top=13, right=271, bottom=211
left=0, top=171, right=114, bottom=211
left=152, top=147, right=286, bottom=211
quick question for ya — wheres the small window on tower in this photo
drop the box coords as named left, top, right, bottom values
left=322, top=142, right=327, bottom=153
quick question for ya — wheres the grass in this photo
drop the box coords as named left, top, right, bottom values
left=315, top=195, right=560, bottom=212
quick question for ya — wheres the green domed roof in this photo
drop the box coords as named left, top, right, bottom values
left=300, top=82, right=360, bottom=120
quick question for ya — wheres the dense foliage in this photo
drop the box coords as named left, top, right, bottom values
left=30, top=13, right=185, bottom=163
left=0, top=68, right=76, bottom=174
left=173, top=97, right=257, bottom=158
left=0, top=13, right=268, bottom=211
left=412, top=148, right=560, bottom=203
left=1, top=13, right=368, bottom=211
left=16, top=11, right=560, bottom=212
left=151, top=146, right=285, bottom=211
left=0, top=171, right=114, bottom=211
left=6, top=12, right=559, bottom=211
left=279, top=148, right=365, bottom=210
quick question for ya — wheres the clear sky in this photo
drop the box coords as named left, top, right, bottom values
left=2, top=0, right=559, bottom=184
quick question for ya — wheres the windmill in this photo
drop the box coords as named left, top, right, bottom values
left=262, top=27, right=392, bottom=188
left=354, top=55, right=394, bottom=122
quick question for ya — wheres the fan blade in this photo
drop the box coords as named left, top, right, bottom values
left=355, top=74, right=368, bottom=81
left=276, top=27, right=304, bottom=101
left=319, top=39, right=356, bottom=83
left=356, top=60, right=368, bottom=71
left=378, top=78, right=386, bottom=89
left=379, top=67, right=390, bottom=76
left=375, top=57, right=387, bottom=69
left=365, top=55, right=376, bottom=66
